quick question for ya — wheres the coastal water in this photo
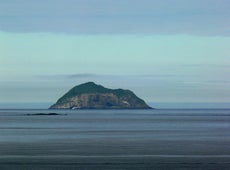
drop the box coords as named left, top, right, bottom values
left=0, top=109, right=230, bottom=169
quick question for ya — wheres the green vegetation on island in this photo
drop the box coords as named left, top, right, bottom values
left=50, top=82, right=152, bottom=109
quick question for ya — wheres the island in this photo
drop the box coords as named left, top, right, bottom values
left=25, top=113, right=66, bottom=116
left=49, top=82, right=152, bottom=109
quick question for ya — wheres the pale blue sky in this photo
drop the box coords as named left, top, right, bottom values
left=0, top=0, right=230, bottom=105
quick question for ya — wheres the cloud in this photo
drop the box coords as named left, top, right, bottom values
left=67, top=73, right=97, bottom=78
left=36, top=73, right=97, bottom=80
left=179, top=64, right=230, bottom=68
left=37, top=73, right=179, bottom=79
left=0, top=0, right=229, bottom=35
left=2, top=71, right=230, bottom=103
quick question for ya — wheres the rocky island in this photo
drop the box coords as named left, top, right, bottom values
left=50, top=82, right=152, bottom=109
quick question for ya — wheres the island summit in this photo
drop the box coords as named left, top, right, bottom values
left=50, top=82, right=152, bottom=109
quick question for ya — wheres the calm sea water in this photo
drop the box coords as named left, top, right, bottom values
left=0, top=109, right=230, bottom=170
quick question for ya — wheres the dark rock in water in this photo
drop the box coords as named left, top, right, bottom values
left=49, top=82, right=152, bottom=109
left=26, top=113, right=66, bottom=116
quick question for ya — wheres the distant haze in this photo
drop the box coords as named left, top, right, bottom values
left=0, top=0, right=230, bottom=106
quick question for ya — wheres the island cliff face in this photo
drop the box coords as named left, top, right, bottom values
left=49, top=82, right=152, bottom=109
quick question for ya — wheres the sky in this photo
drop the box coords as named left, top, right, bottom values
left=0, top=0, right=230, bottom=107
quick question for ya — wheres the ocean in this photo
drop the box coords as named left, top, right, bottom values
left=0, top=109, right=230, bottom=170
